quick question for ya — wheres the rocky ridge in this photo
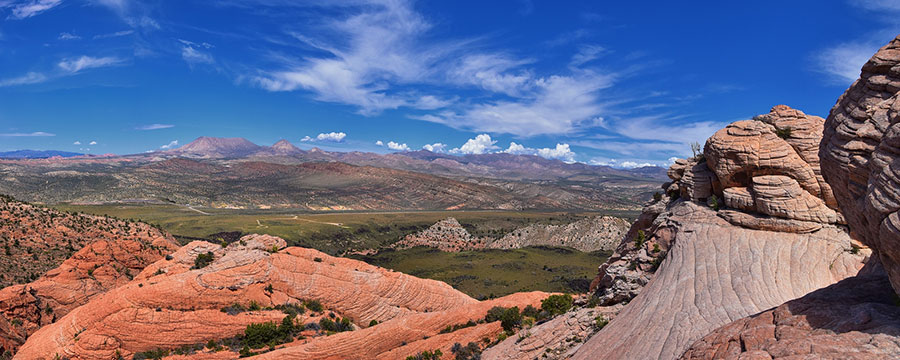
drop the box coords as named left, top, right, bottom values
left=392, top=217, right=489, bottom=251
left=15, top=234, right=549, bottom=359
left=488, top=215, right=628, bottom=252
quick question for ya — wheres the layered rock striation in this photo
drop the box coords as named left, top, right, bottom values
left=16, top=234, right=548, bottom=359
left=568, top=105, right=869, bottom=359
left=488, top=216, right=628, bottom=253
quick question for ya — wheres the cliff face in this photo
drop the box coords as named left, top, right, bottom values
left=680, top=33, right=900, bottom=360
left=564, top=105, right=869, bottom=360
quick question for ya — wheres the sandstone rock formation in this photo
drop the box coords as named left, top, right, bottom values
left=488, top=216, right=628, bottom=252
left=0, top=195, right=174, bottom=287
left=820, top=34, right=900, bottom=297
left=0, top=197, right=179, bottom=355
left=15, top=234, right=549, bottom=359
left=682, top=263, right=900, bottom=359
left=392, top=217, right=488, bottom=251
left=568, top=105, right=869, bottom=359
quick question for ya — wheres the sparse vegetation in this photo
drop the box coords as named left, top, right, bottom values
left=776, top=126, right=792, bottom=139
left=192, top=251, right=215, bottom=269
left=406, top=349, right=443, bottom=360
left=451, top=342, right=482, bottom=360
left=634, top=230, right=646, bottom=248
left=541, top=294, right=573, bottom=316
left=708, top=194, right=720, bottom=211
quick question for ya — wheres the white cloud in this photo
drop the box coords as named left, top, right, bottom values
left=412, top=95, right=453, bottom=110
left=89, top=140, right=97, bottom=145
left=387, top=141, right=409, bottom=151
left=160, top=140, right=178, bottom=149
left=570, top=44, right=605, bottom=67
left=620, top=161, right=654, bottom=169
left=179, top=39, right=215, bottom=65
left=537, top=143, right=576, bottom=163
left=0, top=131, right=55, bottom=137
left=6, top=0, right=62, bottom=19
left=667, top=156, right=679, bottom=165
left=301, top=132, right=346, bottom=142
left=58, top=56, right=123, bottom=73
left=451, top=134, right=498, bottom=154
left=589, top=158, right=616, bottom=166
left=375, top=140, right=384, bottom=146
left=181, top=46, right=214, bottom=65
left=0, top=72, right=47, bottom=87
left=73, top=141, right=81, bottom=145
left=418, top=73, right=612, bottom=136
left=447, top=54, right=533, bottom=96
left=501, top=141, right=576, bottom=163
left=851, top=0, right=900, bottom=11
left=136, top=123, right=174, bottom=130
left=814, top=42, right=879, bottom=84
left=58, top=32, right=80, bottom=40
left=422, top=142, right=446, bottom=152
left=93, top=29, right=134, bottom=39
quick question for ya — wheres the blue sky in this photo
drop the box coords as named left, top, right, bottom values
left=0, top=0, right=898, bottom=167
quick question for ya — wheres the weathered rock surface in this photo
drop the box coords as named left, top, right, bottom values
left=15, top=235, right=547, bottom=359
left=571, top=104, right=870, bottom=360
left=488, top=216, right=629, bottom=252
left=0, top=197, right=178, bottom=355
left=820, top=34, right=900, bottom=297
left=483, top=305, right=622, bottom=360
left=392, top=217, right=488, bottom=252
left=573, top=203, right=865, bottom=360
left=682, top=263, right=900, bottom=359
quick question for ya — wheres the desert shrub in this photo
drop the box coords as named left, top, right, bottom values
left=134, top=349, right=169, bottom=360
left=521, top=305, right=540, bottom=318
left=634, top=230, right=646, bottom=248
left=221, top=303, right=246, bottom=315
left=192, top=251, right=215, bottom=269
left=541, top=294, right=573, bottom=317
left=776, top=126, right=792, bottom=139
left=406, top=349, right=442, bottom=360
left=248, top=300, right=261, bottom=311
left=593, top=315, right=609, bottom=330
left=313, top=257, right=323, bottom=262
left=653, top=191, right=663, bottom=202
left=304, top=299, right=323, bottom=313
left=708, top=194, right=720, bottom=211
left=243, top=321, right=279, bottom=349
left=275, top=303, right=305, bottom=316
left=451, top=342, right=482, bottom=360
left=369, top=319, right=379, bottom=327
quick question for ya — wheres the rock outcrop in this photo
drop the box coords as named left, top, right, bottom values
left=820, top=34, right=900, bottom=297
left=568, top=105, right=869, bottom=360
left=681, top=263, right=900, bottom=359
left=392, top=217, right=488, bottom=251
left=0, top=197, right=178, bottom=355
left=16, top=234, right=549, bottom=359
left=488, top=216, right=629, bottom=252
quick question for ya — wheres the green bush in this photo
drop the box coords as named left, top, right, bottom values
left=708, top=195, right=720, bottom=211
left=304, top=299, right=323, bottom=313
left=634, top=230, right=646, bottom=248
left=776, top=126, right=792, bottom=139
left=369, top=319, right=379, bottom=327
left=192, top=251, right=215, bottom=269
left=406, top=349, right=442, bottom=360
left=243, top=322, right=279, bottom=349
left=319, top=317, right=353, bottom=332
left=451, top=342, right=482, bottom=360
left=541, top=294, right=573, bottom=316
left=593, top=315, right=609, bottom=330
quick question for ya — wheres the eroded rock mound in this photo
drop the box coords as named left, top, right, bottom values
left=569, top=105, right=869, bottom=360
left=820, top=34, right=900, bottom=297
left=16, top=234, right=547, bottom=359
left=489, top=216, right=628, bottom=252
left=392, top=217, right=488, bottom=252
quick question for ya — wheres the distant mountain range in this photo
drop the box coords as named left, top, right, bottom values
left=0, top=137, right=667, bottom=211
left=0, top=150, right=83, bottom=159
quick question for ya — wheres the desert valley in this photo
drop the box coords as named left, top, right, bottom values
left=3, top=1, right=900, bottom=359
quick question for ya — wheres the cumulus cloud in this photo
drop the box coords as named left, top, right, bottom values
left=450, top=134, right=498, bottom=154
left=6, top=0, right=62, bottom=19
left=422, top=142, right=446, bottom=152
left=136, top=123, right=174, bottom=130
left=501, top=141, right=576, bottom=163
left=89, top=140, right=97, bottom=145
left=0, top=72, right=47, bottom=87
left=387, top=141, right=409, bottom=151
left=58, top=56, right=123, bottom=73
left=0, top=131, right=55, bottom=137
left=620, top=161, right=654, bottom=169
left=375, top=140, right=384, bottom=146
left=301, top=132, right=346, bottom=142
left=667, top=156, right=679, bottom=165
left=160, top=140, right=179, bottom=149
left=73, top=141, right=81, bottom=145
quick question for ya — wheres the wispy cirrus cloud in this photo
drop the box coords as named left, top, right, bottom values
left=0, top=72, right=47, bottom=87
left=814, top=1, right=900, bottom=84
left=93, top=29, right=133, bottom=39
left=0, top=131, right=55, bottom=136
left=58, top=32, right=80, bottom=40
left=58, top=55, right=123, bottom=73
left=136, top=123, right=174, bottom=130
left=5, top=0, right=62, bottom=19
